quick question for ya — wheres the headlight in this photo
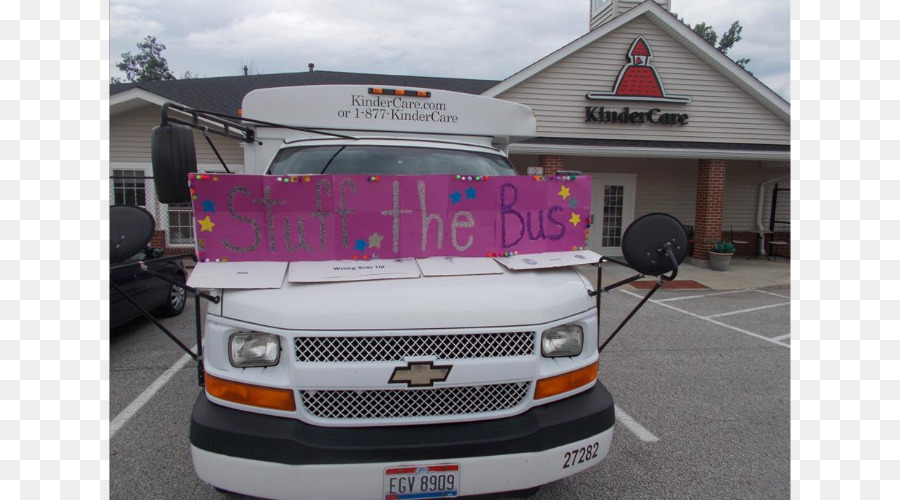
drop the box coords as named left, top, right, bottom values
left=229, top=332, right=281, bottom=367
left=541, top=324, right=584, bottom=357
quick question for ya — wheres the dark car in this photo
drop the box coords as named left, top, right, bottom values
left=111, top=247, right=187, bottom=329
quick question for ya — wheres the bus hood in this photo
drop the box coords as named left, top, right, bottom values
left=220, top=267, right=594, bottom=330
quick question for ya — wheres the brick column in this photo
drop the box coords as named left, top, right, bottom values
left=692, top=159, right=727, bottom=260
left=150, top=230, right=166, bottom=249
left=538, top=155, right=564, bottom=176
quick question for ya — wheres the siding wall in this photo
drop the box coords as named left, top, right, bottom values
left=110, top=104, right=244, bottom=167
left=511, top=154, right=788, bottom=231
left=498, top=17, right=789, bottom=145
left=590, top=0, right=670, bottom=31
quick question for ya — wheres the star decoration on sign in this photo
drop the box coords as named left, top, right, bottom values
left=354, top=239, right=367, bottom=252
left=568, top=213, right=581, bottom=227
left=198, top=216, right=215, bottom=232
left=465, top=186, right=477, bottom=200
left=558, top=186, right=571, bottom=200
left=568, top=197, right=579, bottom=209
left=449, top=190, right=462, bottom=205
left=201, top=199, right=216, bottom=213
left=368, top=232, right=384, bottom=249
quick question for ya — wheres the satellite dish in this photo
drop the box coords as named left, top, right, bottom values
left=620, top=213, right=689, bottom=276
left=110, top=205, right=156, bottom=264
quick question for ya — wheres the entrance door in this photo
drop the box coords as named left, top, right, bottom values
left=587, top=174, right=636, bottom=256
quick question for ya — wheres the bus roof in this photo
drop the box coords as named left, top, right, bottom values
left=241, top=85, right=537, bottom=144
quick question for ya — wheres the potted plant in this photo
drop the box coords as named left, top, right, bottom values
left=708, top=241, right=736, bottom=271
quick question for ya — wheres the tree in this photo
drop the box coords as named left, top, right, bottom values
left=237, top=59, right=264, bottom=76
left=717, top=21, right=751, bottom=69
left=114, top=35, right=177, bottom=83
left=673, top=15, right=752, bottom=73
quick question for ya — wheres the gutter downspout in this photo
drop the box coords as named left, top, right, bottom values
left=756, top=176, right=789, bottom=256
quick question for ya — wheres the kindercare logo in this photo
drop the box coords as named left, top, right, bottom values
left=585, top=36, right=691, bottom=126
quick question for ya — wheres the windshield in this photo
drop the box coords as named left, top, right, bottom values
left=267, top=145, right=517, bottom=176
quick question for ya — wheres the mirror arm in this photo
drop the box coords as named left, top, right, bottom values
left=597, top=278, right=664, bottom=354
left=137, top=266, right=221, bottom=304
left=588, top=273, right=645, bottom=296
left=592, top=256, right=629, bottom=268
left=591, top=243, right=679, bottom=354
left=201, top=128, right=232, bottom=173
left=658, top=242, right=680, bottom=282
left=161, top=102, right=256, bottom=143
left=110, top=280, right=199, bottom=362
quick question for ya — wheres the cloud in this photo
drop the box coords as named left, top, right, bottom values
left=174, top=1, right=585, bottom=79
left=109, top=0, right=788, bottom=99
left=110, top=4, right=164, bottom=42
left=758, top=70, right=790, bottom=101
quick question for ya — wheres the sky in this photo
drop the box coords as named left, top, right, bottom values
left=109, top=0, right=790, bottom=100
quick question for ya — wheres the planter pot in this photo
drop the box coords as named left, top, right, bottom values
left=708, top=251, right=734, bottom=271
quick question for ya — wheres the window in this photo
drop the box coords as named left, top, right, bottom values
left=268, top=145, right=517, bottom=177
left=167, top=203, right=195, bottom=245
left=602, top=185, right=624, bottom=247
left=111, top=168, right=196, bottom=247
left=112, top=170, right=147, bottom=206
left=591, top=0, right=611, bottom=15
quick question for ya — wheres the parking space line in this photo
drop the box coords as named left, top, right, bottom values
left=655, top=289, right=751, bottom=303
left=754, top=289, right=791, bottom=300
left=614, top=405, right=660, bottom=443
left=110, top=346, right=197, bottom=439
left=704, top=302, right=790, bottom=319
left=771, top=334, right=790, bottom=342
left=619, top=290, right=790, bottom=348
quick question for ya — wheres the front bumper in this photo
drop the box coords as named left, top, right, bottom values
left=190, top=382, right=615, bottom=499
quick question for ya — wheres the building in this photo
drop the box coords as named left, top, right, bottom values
left=109, top=0, right=789, bottom=261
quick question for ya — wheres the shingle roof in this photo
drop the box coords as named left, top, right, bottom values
left=522, top=137, right=790, bottom=152
left=111, top=70, right=501, bottom=115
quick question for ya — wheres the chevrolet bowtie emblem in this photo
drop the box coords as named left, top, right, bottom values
left=388, top=361, right=452, bottom=388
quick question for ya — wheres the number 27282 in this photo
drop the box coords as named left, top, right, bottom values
left=563, top=442, right=600, bottom=469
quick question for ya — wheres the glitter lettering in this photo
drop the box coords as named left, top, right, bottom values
left=451, top=210, right=474, bottom=251
left=380, top=180, right=412, bottom=253
left=223, top=186, right=260, bottom=253
left=419, top=180, right=443, bottom=251
left=500, top=183, right=524, bottom=249
left=253, top=185, right=286, bottom=253
left=312, top=178, right=333, bottom=251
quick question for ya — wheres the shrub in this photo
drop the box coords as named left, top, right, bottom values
left=711, top=241, right=736, bottom=253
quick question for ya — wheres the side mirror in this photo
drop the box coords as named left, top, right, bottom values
left=595, top=212, right=690, bottom=354
left=110, top=205, right=156, bottom=264
left=620, top=213, right=689, bottom=276
left=151, top=123, right=197, bottom=203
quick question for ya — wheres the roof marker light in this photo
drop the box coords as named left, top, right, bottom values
left=367, top=87, right=431, bottom=98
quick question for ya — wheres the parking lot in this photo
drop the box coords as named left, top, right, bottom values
left=110, top=278, right=789, bottom=500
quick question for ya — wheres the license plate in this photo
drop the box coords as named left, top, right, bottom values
left=383, top=464, right=460, bottom=500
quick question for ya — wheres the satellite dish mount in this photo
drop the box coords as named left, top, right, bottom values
left=588, top=213, right=689, bottom=353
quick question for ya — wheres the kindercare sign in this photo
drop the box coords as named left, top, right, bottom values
left=189, top=174, right=592, bottom=262
left=584, top=36, right=691, bottom=127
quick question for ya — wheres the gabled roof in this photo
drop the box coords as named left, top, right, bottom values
left=482, top=0, right=789, bottom=123
left=110, top=70, right=500, bottom=116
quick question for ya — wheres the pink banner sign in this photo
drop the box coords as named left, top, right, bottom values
left=188, top=173, right=592, bottom=262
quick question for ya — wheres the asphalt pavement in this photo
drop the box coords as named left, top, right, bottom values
left=110, top=277, right=790, bottom=500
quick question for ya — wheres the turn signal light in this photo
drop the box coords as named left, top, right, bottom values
left=205, top=373, right=296, bottom=411
left=534, top=361, right=598, bottom=400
